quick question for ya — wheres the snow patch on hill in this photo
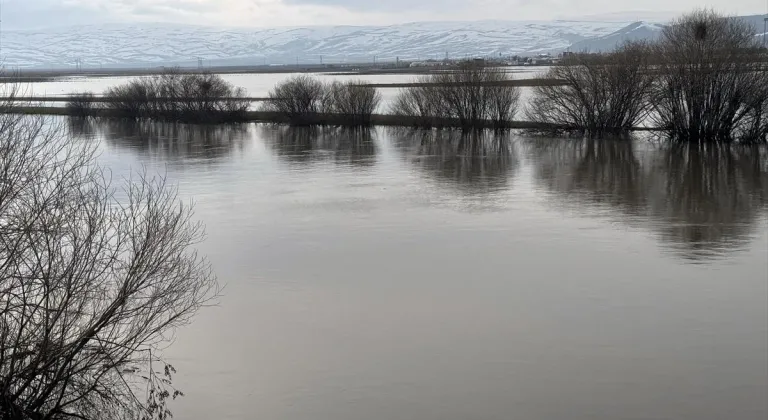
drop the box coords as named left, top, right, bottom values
left=0, top=20, right=634, bottom=69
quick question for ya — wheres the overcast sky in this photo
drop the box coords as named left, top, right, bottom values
left=4, top=0, right=768, bottom=29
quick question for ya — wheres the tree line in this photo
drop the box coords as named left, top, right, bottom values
left=68, top=70, right=250, bottom=123
left=62, top=10, right=768, bottom=143
left=528, top=9, right=768, bottom=143
left=264, top=11, right=768, bottom=142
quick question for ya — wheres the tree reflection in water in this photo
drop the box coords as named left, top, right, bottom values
left=391, top=128, right=519, bottom=198
left=261, top=125, right=377, bottom=168
left=95, top=119, right=250, bottom=164
left=530, top=138, right=768, bottom=261
left=67, top=117, right=98, bottom=140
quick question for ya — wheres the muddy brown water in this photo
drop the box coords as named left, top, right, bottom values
left=76, top=120, right=767, bottom=420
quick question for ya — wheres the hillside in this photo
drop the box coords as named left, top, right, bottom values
left=1, top=20, right=633, bottom=69
left=2, top=15, right=764, bottom=69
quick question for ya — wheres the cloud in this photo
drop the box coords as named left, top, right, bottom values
left=3, top=0, right=768, bottom=30
left=281, top=0, right=470, bottom=13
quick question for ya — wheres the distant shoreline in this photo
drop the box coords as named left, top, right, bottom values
left=0, top=63, right=548, bottom=83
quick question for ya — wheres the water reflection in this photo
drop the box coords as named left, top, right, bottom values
left=392, top=129, right=518, bottom=197
left=262, top=126, right=377, bottom=167
left=530, top=139, right=768, bottom=260
left=97, top=119, right=250, bottom=164
left=67, top=117, right=98, bottom=140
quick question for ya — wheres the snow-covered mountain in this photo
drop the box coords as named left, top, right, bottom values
left=568, top=22, right=665, bottom=52
left=568, top=14, right=767, bottom=52
left=1, top=20, right=637, bottom=69
left=7, top=14, right=761, bottom=69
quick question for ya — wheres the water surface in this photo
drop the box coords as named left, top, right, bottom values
left=76, top=120, right=768, bottom=420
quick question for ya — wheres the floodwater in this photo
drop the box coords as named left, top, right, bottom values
left=25, top=68, right=545, bottom=97
left=21, top=69, right=541, bottom=111
left=73, top=119, right=767, bottom=420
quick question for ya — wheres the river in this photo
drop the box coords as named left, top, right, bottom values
left=67, top=119, right=768, bottom=420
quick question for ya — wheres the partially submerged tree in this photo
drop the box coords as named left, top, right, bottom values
left=322, top=81, right=382, bottom=125
left=650, top=10, right=768, bottom=143
left=264, top=77, right=381, bottom=126
left=262, top=75, right=326, bottom=124
left=65, top=92, right=97, bottom=118
left=0, top=96, right=218, bottom=419
left=389, top=80, right=441, bottom=127
left=526, top=41, right=653, bottom=137
left=391, top=63, right=521, bottom=129
left=104, top=70, right=249, bottom=122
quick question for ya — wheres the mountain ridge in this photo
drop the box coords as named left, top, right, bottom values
left=1, top=15, right=761, bottom=69
left=0, top=19, right=636, bottom=69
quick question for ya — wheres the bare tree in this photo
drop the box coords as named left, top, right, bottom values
left=0, top=95, right=218, bottom=419
left=322, top=81, right=382, bottom=125
left=261, top=75, right=326, bottom=124
left=389, top=79, right=441, bottom=127
left=650, top=10, right=768, bottom=143
left=526, top=42, right=653, bottom=137
left=103, top=70, right=249, bottom=123
left=390, top=63, right=521, bottom=129
left=65, top=92, right=97, bottom=118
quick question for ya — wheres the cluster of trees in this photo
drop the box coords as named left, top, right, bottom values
left=390, top=63, right=521, bottom=129
left=67, top=71, right=250, bottom=123
left=262, top=76, right=382, bottom=125
left=530, top=10, right=768, bottom=143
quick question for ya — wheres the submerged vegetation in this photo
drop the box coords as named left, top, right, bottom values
left=527, top=42, right=653, bottom=137
left=65, top=70, right=251, bottom=123
left=390, top=63, right=521, bottom=129
left=528, top=10, right=768, bottom=142
left=66, top=91, right=98, bottom=118
left=103, top=71, right=250, bottom=122
left=262, top=76, right=382, bottom=126
left=649, top=10, right=768, bottom=143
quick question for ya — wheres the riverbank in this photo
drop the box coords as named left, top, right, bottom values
left=5, top=106, right=661, bottom=131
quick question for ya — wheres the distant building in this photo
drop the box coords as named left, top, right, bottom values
left=409, top=60, right=443, bottom=68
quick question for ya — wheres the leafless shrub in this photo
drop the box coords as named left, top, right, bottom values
left=650, top=10, right=768, bottom=143
left=261, top=75, right=326, bottom=125
left=103, top=69, right=249, bottom=123
left=65, top=91, right=98, bottom=118
left=526, top=42, right=653, bottom=137
left=389, top=79, right=441, bottom=127
left=104, top=79, right=151, bottom=119
left=390, top=63, right=521, bottom=129
left=0, top=104, right=218, bottom=419
left=322, top=81, right=382, bottom=125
